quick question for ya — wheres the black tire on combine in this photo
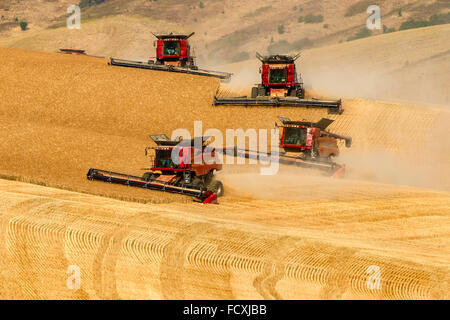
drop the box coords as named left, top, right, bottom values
left=192, top=178, right=205, bottom=190
left=289, top=87, right=297, bottom=97
left=208, top=180, right=224, bottom=197
left=189, top=58, right=199, bottom=70
left=296, top=86, right=305, bottom=99
left=251, top=87, right=258, bottom=98
left=258, top=85, right=266, bottom=97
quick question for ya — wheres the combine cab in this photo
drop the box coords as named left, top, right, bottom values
left=214, top=52, right=343, bottom=114
left=87, top=134, right=224, bottom=204
left=109, top=32, right=232, bottom=81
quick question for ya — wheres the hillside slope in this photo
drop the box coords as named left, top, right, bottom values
left=0, top=178, right=449, bottom=299
left=0, top=28, right=449, bottom=300
left=0, top=46, right=449, bottom=203
left=0, top=0, right=448, bottom=63
left=223, top=24, right=450, bottom=107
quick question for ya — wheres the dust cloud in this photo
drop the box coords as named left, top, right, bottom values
left=218, top=164, right=384, bottom=202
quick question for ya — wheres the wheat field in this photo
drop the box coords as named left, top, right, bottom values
left=0, top=27, right=449, bottom=299
left=1, top=179, right=449, bottom=299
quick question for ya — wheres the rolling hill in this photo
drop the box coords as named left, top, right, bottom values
left=0, top=18, right=448, bottom=299
left=0, top=0, right=449, bottom=64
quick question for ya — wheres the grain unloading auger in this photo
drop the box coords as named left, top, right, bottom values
left=87, top=135, right=224, bottom=204
left=218, top=116, right=352, bottom=178
left=109, top=32, right=232, bottom=82
left=214, top=52, right=343, bottom=114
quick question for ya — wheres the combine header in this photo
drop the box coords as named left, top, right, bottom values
left=87, top=135, right=224, bottom=204
left=58, top=49, right=104, bottom=58
left=220, top=116, right=352, bottom=178
left=109, top=32, right=232, bottom=81
left=214, top=52, right=343, bottom=114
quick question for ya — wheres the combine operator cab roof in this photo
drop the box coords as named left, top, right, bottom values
left=277, top=116, right=334, bottom=130
left=256, top=52, right=301, bottom=64
left=152, top=32, right=195, bottom=40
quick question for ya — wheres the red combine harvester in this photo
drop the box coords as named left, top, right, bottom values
left=87, top=135, right=224, bottom=204
left=214, top=52, right=343, bottom=114
left=220, top=116, right=352, bottom=178
left=109, top=32, right=232, bottom=81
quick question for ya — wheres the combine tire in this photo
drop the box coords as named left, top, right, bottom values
left=258, top=85, right=266, bottom=97
left=208, top=180, right=224, bottom=197
left=251, top=87, right=258, bottom=98
left=192, top=178, right=205, bottom=190
left=296, top=87, right=305, bottom=99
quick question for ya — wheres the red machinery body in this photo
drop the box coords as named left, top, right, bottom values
left=148, top=145, right=222, bottom=178
left=155, top=36, right=192, bottom=67
left=255, top=53, right=303, bottom=98
left=261, top=63, right=297, bottom=89
left=156, top=39, right=189, bottom=63
left=143, top=135, right=224, bottom=198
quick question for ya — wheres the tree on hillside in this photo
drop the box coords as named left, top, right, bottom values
left=304, top=14, right=324, bottom=24
left=19, top=21, right=28, bottom=31
left=277, top=24, right=285, bottom=34
left=347, top=28, right=371, bottom=41
left=79, top=0, right=106, bottom=8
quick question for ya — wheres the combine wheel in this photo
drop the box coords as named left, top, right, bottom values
left=251, top=87, right=258, bottom=98
left=189, top=58, right=199, bottom=70
left=208, top=180, right=224, bottom=197
left=192, top=178, right=205, bottom=190
left=289, top=88, right=297, bottom=97
left=296, top=86, right=305, bottom=99
left=258, top=85, right=266, bottom=97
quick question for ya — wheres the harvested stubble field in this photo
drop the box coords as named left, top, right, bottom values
left=0, top=179, right=449, bottom=299
left=0, top=41, right=449, bottom=299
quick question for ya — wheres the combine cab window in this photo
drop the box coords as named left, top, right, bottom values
left=284, top=127, right=307, bottom=146
left=163, top=41, right=181, bottom=56
left=269, top=68, right=287, bottom=83
left=155, top=150, right=177, bottom=168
